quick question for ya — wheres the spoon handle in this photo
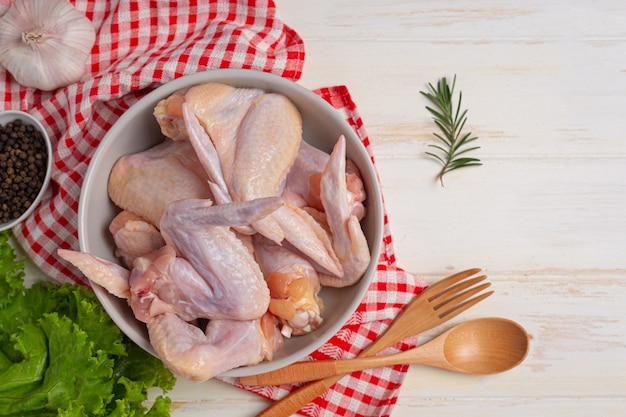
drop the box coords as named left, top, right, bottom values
left=241, top=348, right=426, bottom=386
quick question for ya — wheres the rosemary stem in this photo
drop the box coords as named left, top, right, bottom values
left=421, top=75, right=481, bottom=186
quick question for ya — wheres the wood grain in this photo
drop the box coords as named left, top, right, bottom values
left=17, top=1, right=626, bottom=416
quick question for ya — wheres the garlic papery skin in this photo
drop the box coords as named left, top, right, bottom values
left=0, top=0, right=96, bottom=91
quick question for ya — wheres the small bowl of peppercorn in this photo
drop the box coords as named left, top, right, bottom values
left=0, top=110, right=52, bottom=232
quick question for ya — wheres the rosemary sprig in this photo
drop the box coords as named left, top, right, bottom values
left=421, top=75, right=481, bottom=186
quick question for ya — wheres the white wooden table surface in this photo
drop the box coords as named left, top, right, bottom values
left=19, top=1, right=626, bottom=416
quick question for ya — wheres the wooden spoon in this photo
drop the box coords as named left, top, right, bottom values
left=241, top=317, right=529, bottom=386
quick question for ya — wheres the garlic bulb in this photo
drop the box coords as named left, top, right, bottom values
left=0, top=0, right=96, bottom=91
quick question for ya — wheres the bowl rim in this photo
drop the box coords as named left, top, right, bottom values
left=0, top=110, right=53, bottom=232
left=78, top=68, right=384, bottom=377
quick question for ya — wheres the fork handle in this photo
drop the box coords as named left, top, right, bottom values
left=255, top=375, right=341, bottom=417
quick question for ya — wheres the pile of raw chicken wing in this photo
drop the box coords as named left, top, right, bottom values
left=59, top=83, right=371, bottom=381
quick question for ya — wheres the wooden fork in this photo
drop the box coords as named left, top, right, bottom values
left=247, top=268, right=493, bottom=417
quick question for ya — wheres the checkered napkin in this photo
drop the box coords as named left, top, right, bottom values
left=1, top=0, right=304, bottom=283
left=1, top=1, right=427, bottom=416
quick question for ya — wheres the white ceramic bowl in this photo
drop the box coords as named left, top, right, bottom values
left=0, top=110, right=53, bottom=232
left=78, top=69, right=383, bottom=377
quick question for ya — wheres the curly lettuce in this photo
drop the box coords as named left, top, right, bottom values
left=0, top=230, right=175, bottom=416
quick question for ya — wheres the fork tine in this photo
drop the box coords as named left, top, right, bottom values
left=434, top=281, right=491, bottom=310
left=429, top=275, right=488, bottom=304
left=439, top=289, right=494, bottom=320
left=421, top=268, right=482, bottom=296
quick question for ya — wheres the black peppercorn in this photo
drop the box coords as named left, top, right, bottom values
left=0, top=118, right=49, bottom=224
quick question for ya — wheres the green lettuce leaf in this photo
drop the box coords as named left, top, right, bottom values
left=0, top=230, right=176, bottom=416
left=0, top=231, right=24, bottom=308
left=0, top=323, right=47, bottom=394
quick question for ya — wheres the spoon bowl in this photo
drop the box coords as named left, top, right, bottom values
left=441, top=317, right=529, bottom=374
left=240, top=317, right=530, bottom=386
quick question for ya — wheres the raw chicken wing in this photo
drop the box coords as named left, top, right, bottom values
left=57, top=249, right=131, bottom=299
left=109, top=210, right=165, bottom=268
left=319, top=136, right=371, bottom=287
left=129, top=245, right=268, bottom=322
left=147, top=312, right=282, bottom=382
left=286, top=140, right=366, bottom=220
left=159, top=197, right=284, bottom=321
left=254, top=235, right=324, bottom=337
left=108, top=139, right=213, bottom=226
left=184, top=82, right=264, bottom=186
left=153, top=89, right=188, bottom=141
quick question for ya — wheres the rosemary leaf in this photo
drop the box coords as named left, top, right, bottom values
left=421, top=75, right=482, bottom=186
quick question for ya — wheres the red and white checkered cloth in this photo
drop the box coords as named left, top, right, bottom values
left=1, top=1, right=426, bottom=416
